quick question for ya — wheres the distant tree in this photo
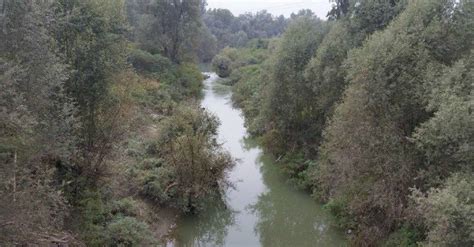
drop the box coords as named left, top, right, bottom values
left=290, top=9, right=315, bottom=19
left=327, top=0, right=349, bottom=20
left=204, top=8, right=288, bottom=49
left=137, top=0, right=204, bottom=63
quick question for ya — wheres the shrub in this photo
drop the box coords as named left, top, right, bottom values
left=128, top=49, right=173, bottom=75
left=175, top=63, right=204, bottom=97
left=104, top=216, right=156, bottom=246
left=110, top=198, right=140, bottom=217
left=383, top=225, right=422, bottom=247
left=212, top=55, right=232, bottom=78
left=135, top=105, right=235, bottom=213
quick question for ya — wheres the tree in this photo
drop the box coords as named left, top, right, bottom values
left=302, top=0, right=406, bottom=184
left=327, top=0, right=349, bottom=20
left=260, top=16, right=327, bottom=155
left=137, top=0, right=204, bottom=63
left=315, top=0, right=473, bottom=244
left=203, top=8, right=288, bottom=49
left=53, top=0, right=129, bottom=195
left=0, top=1, right=76, bottom=244
left=196, top=24, right=218, bottom=63
left=413, top=51, right=474, bottom=186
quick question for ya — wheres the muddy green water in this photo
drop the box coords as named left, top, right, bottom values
left=167, top=73, right=346, bottom=247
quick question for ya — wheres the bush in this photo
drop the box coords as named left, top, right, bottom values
left=383, top=225, right=422, bottom=247
left=104, top=216, right=156, bottom=246
left=175, top=63, right=204, bottom=97
left=110, top=198, right=140, bottom=217
left=133, top=104, right=235, bottom=213
left=128, top=49, right=173, bottom=75
left=323, top=197, right=356, bottom=231
left=212, top=55, right=232, bottom=77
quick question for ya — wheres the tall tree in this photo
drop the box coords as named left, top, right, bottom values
left=53, top=0, right=129, bottom=193
left=137, top=0, right=203, bottom=63
left=260, top=16, right=327, bottom=155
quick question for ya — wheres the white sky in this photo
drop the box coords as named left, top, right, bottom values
left=207, top=0, right=334, bottom=19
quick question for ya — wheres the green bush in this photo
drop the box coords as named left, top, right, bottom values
left=134, top=104, right=235, bottom=213
left=383, top=225, right=423, bottom=247
left=110, top=198, right=141, bottom=217
left=175, top=63, right=204, bottom=97
left=212, top=54, right=232, bottom=77
left=128, top=48, right=173, bottom=75
left=323, top=197, right=356, bottom=231
left=104, top=216, right=156, bottom=246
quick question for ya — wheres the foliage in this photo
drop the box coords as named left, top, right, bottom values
left=1, top=0, right=213, bottom=245
left=52, top=0, right=130, bottom=197
left=203, top=9, right=287, bottom=50
left=411, top=173, right=474, bottom=246
left=413, top=51, right=474, bottom=185
left=323, top=197, right=356, bottom=231
left=196, top=24, right=219, bottom=63
left=76, top=190, right=158, bottom=246
left=219, top=0, right=473, bottom=245
left=260, top=16, right=327, bottom=156
left=383, top=225, right=422, bottom=247
left=104, top=216, right=156, bottom=246
left=212, top=54, right=232, bottom=78
left=0, top=1, right=75, bottom=244
left=129, top=0, right=204, bottom=63
left=128, top=48, right=174, bottom=75
left=131, top=105, right=235, bottom=213
left=2, top=0, right=473, bottom=245
left=315, top=0, right=473, bottom=244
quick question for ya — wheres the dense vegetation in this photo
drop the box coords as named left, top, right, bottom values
left=219, top=0, right=473, bottom=246
left=1, top=0, right=472, bottom=246
left=1, top=0, right=234, bottom=245
left=200, top=8, right=319, bottom=63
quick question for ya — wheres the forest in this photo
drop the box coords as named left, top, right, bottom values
left=1, top=0, right=473, bottom=246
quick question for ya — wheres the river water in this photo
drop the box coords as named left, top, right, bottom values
left=168, top=73, right=346, bottom=247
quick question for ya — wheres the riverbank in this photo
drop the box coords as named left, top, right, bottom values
left=105, top=108, right=180, bottom=243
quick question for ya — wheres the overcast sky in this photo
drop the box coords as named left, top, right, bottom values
left=207, top=0, right=333, bottom=19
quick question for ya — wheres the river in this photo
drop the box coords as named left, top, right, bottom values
left=167, top=73, right=346, bottom=247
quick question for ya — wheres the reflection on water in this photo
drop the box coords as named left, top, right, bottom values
left=168, top=73, right=346, bottom=247
left=248, top=153, right=344, bottom=247
left=171, top=198, right=236, bottom=247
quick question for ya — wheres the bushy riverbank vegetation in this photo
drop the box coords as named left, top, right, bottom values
left=217, top=0, right=473, bottom=245
left=1, top=0, right=234, bottom=245
left=2, top=0, right=472, bottom=246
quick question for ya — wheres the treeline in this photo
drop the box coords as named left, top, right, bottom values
left=200, top=8, right=319, bottom=62
left=216, top=0, right=473, bottom=246
left=1, top=0, right=233, bottom=245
